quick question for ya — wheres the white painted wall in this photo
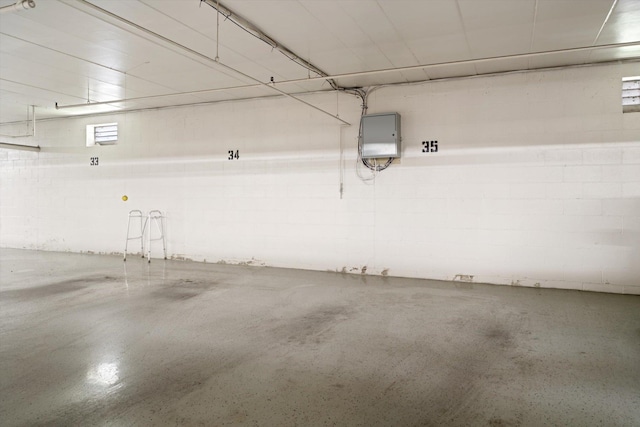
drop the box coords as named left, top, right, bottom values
left=2, top=62, right=639, bottom=294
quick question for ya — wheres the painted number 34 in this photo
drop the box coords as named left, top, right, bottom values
left=228, top=150, right=239, bottom=160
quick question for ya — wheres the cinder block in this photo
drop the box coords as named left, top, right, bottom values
left=603, top=165, right=640, bottom=182
left=622, top=216, right=640, bottom=231
left=546, top=183, right=583, bottom=199
left=564, top=199, right=602, bottom=216
left=622, top=147, right=640, bottom=164
left=563, top=166, right=602, bottom=182
left=544, top=149, right=583, bottom=165
left=580, top=215, right=624, bottom=232
left=479, top=214, right=522, bottom=230
left=583, top=148, right=623, bottom=165
left=509, top=183, right=547, bottom=199
left=518, top=166, right=564, bottom=183
left=622, top=182, right=640, bottom=197
left=603, top=199, right=640, bottom=215
left=583, top=182, right=622, bottom=198
left=523, top=199, right=564, bottom=215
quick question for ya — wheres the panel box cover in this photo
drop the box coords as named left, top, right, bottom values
left=361, top=112, right=401, bottom=159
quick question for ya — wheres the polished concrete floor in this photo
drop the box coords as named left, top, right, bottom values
left=0, top=249, right=639, bottom=426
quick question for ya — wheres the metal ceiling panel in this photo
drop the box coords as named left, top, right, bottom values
left=595, top=0, right=640, bottom=44
left=0, top=0, right=639, bottom=125
left=458, top=0, right=536, bottom=57
left=532, top=0, right=616, bottom=50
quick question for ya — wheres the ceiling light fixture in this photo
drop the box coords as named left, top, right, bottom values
left=0, top=0, right=36, bottom=14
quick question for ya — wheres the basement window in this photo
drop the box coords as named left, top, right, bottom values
left=622, top=76, right=640, bottom=113
left=86, top=123, right=118, bottom=146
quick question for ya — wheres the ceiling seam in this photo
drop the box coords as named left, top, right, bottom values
left=295, top=1, right=367, bottom=77
left=592, top=0, right=618, bottom=46
left=334, top=1, right=397, bottom=84
left=375, top=0, right=430, bottom=82
left=528, top=0, right=538, bottom=69
left=454, top=0, right=478, bottom=76
left=587, top=0, right=619, bottom=63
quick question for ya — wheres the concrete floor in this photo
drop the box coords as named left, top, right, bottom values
left=0, top=249, right=639, bottom=426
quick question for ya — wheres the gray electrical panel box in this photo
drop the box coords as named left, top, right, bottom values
left=361, top=112, right=401, bottom=158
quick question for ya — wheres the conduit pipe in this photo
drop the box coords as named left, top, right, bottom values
left=0, top=0, right=36, bottom=14
left=56, top=0, right=349, bottom=125
left=54, top=39, right=640, bottom=112
left=0, top=142, right=40, bottom=151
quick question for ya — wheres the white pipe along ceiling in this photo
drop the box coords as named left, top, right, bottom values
left=0, top=0, right=639, bottom=124
left=0, top=0, right=35, bottom=14
left=54, top=39, right=640, bottom=112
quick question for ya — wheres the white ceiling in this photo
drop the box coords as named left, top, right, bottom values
left=1, top=0, right=639, bottom=124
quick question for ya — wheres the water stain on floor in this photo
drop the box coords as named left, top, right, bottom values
left=0, top=276, right=119, bottom=300
left=270, top=305, right=352, bottom=345
left=149, top=279, right=219, bottom=301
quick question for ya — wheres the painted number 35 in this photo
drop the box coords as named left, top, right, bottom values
left=422, top=141, right=438, bottom=153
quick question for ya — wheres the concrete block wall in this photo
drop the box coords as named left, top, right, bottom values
left=1, top=62, right=639, bottom=294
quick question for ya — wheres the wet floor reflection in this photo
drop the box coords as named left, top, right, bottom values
left=86, top=362, right=119, bottom=386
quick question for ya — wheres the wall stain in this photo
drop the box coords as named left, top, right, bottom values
left=170, top=255, right=193, bottom=262
left=215, top=258, right=266, bottom=267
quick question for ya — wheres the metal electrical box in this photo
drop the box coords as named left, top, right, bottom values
left=361, top=112, right=401, bottom=158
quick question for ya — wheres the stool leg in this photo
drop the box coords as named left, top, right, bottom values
left=147, top=213, right=152, bottom=263
left=124, top=216, right=131, bottom=261
left=160, top=216, right=167, bottom=260
left=141, top=216, right=147, bottom=258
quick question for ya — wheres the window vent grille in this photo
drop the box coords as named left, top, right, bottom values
left=622, top=76, right=640, bottom=113
left=86, top=123, right=118, bottom=146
